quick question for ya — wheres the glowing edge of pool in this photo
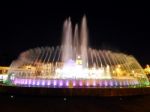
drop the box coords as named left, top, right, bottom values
left=9, top=78, right=141, bottom=88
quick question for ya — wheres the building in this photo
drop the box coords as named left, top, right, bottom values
left=0, top=66, right=9, bottom=82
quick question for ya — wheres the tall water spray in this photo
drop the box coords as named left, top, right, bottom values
left=61, top=16, right=88, bottom=68
left=80, top=16, right=88, bottom=68
left=61, top=18, right=73, bottom=63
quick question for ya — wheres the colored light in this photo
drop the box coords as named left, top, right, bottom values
left=99, top=81, right=102, bottom=87
left=119, top=81, right=122, bottom=86
left=14, top=80, right=17, bottom=84
left=66, top=80, right=69, bottom=86
left=115, top=81, right=118, bottom=86
left=59, top=80, right=63, bottom=86
left=22, top=79, right=25, bottom=85
left=20, top=79, right=23, bottom=84
left=86, top=81, right=89, bottom=86
left=42, top=80, right=45, bottom=86
left=79, top=81, right=83, bottom=86
left=104, top=80, right=108, bottom=87
left=93, top=81, right=96, bottom=86
left=48, top=80, right=51, bottom=86
left=25, top=79, right=28, bottom=85
left=73, top=81, right=76, bottom=86
left=53, top=80, right=57, bottom=86
left=37, top=80, right=40, bottom=85
left=110, top=81, right=113, bottom=86
left=32, top=80, right=35, bottom=85
left=123, top=81, right=126, bottom=86
left=28, top=79, right=31, bottom=85
left=126, top=80, right=129, bottom=86
left=7, top=16, right=149, bottom=89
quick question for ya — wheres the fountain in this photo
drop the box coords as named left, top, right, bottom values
left=7, top=16, right=149, bottom=88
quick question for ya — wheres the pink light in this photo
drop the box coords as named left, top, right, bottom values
left=115, top=81, right=118, bottom=86
left=104, top=80, right=108, bottom=87
left=18, top=80, right=20, bottom=84
left=47, top=80, right=51, bottom=85
left=19, top=79, right=21, bottom=84
left=25, top=79, right=28, bottom=85
left=73, top=81, right=76, bottom=86
left=99, top=81, right=102, bottom=87
left=79, top=81, right=83, bottom=86
left=110, top=81, right=113, bottom=86
left=93, top=81, right=96, bottom=86
left=22, top=79, right=25, bottom=85
left=66, top=81, right=69, bottom=86
left=19, top=79, right=22, bottom=84
left=42, top=80, right=45, bottom=86
left=28, top=79, right=31, bottom=85
left=14, top=80, right=17, bottom=85
left=86, top=81, right=89, bottom=86
left=119, top=81, right=122, bottom=86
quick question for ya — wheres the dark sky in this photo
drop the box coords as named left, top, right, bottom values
left=0, top=1, right=150, bottom=66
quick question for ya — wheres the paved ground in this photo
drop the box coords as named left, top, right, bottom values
left=0, top=94, right=150, bottom=112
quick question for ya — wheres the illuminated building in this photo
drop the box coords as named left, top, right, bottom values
left=0, top=66, right=9, bottom=82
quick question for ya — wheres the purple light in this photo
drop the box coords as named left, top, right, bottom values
left=123, top=81, right=126, bottom=86
left=19, top=79, right=21, bottom=84
left=119, top=81, right=122, bottom=86
left=47, top=80, right=51, bottom=86
left=32, top=80, right=35, bottom=85
left=115, top=81, right=118, bottom=86
left=11, top=78, right=143, bottom=88
left=53, top=80, right=57, bottom=86
left=126, top=80, right=129, bottom=86
left=110, top=81, right=113, bottom=87
left=104, top=80, right=108, bottom=87
left=14, top=80, right=17, bottom=85
left=25, top=79, right=28, bottom=85
left=28, top=79, right=31, bottom=85
left=59, top=80, right=63, bottom=86
left=36, top=80, right=40, bottom=85
left=42, top=80, right=45, bottom=86
left=22, top=79, right=24, bottom=84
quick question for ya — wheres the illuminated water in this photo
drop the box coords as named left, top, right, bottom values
left=7, top=16, right=149, bottom=87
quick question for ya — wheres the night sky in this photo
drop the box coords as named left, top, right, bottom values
left=0, top=1, right=150, bottom=66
